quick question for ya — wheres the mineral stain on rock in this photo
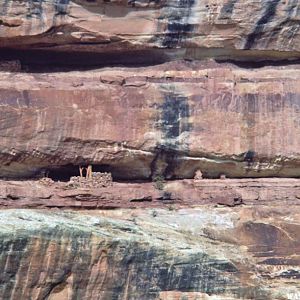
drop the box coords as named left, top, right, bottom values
left=3, top=208, right=296, bottom=299
left=160, top=0, right=195, bottom=48
left=244, top=0, right=281, bottom=49
left=151, top=88, right=192, bottom=179
left=219, top=0, right=238, bottom=19
left=54, top=0, right=70, bottom=15
left=27, top=0, right=44, bottom=18
left=0, top=1, right=300, bottom=298
left=15, top=0, right=70, bottom=20
left=160, top=90, right=191, bottom=147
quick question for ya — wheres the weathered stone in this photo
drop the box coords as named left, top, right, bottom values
left=1, top=0, right=300, bottom=61
left=0, top=61, right=299, bottom=180
left=0, top=1, right=299, bottom=299
left=0, top=208, right=299, bottom=299
left=0, top=60, right=21, bottom=72
left=69, top=172, right=113, bottom=188
left=0, top=178, right=299, bottom=209
left=38, top=177, right=55, bottom=186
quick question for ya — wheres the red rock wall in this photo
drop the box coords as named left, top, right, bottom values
left=0, top=62, right=299, bottom=178
left=1, top=0, right=300, bottom=58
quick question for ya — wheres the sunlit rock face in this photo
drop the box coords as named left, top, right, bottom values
left=0, top=61, right=299, bottom=179
left=0, top=1, right=300, bottom=179
left=0, top=208, right=299, bottom=300
left=0, top=0, right=300, bottom=59
left=0, top=1, right=300, bottom=299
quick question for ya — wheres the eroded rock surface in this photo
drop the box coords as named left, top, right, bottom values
left=1, top=0, right=300, bottom=61
left=0, top=1, right=300, bottom=299
left=0, top=61, right=299, bottom=179
left=0, top=208, right=299, bottom=300
left=0, top=178, right=299, bottom=209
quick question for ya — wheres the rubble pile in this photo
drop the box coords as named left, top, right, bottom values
left=38, top=177, right=54, bottom=186
left=68, top=172, right=113, bottom=188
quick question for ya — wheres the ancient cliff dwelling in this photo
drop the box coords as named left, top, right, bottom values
left=0, top=0, right=300, bottom=299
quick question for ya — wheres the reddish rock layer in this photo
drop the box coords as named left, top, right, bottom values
left=0, top=178, right=299, bottom=209
left=0, top=61, right=299, bottom=179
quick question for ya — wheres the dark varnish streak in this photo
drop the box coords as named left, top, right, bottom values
left=244, top=0, right=281, bottom=49
left=54, top=0, right=70, bottom=15
left=162, top=0, right=195, bottom=48
left=219, top=0, right=238, bottom=19
left=151, top=90, right=191, bottom=179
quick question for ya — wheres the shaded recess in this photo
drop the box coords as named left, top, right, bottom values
left=46, top=164, right=113, bottom=181
left=0, top=49, right=168, bottom=71
left=1, top=48, right=300, bottom=72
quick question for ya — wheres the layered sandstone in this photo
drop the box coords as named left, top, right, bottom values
left=0, top=178, right=300, bottom=209
left=0, top=61, right=299, bottom=179
left=0, top=208, right=299, bottom=299
left=0, top=1, right=300, bottom=299
left=1, top=0, right=300, bottom=61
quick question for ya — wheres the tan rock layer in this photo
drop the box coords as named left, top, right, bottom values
left=0, top=0, right=300, bottom=60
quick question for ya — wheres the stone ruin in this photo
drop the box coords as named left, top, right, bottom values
left=38, top=177, right=54, bottom=186
left=68, top=172, right=113, bottom=188
left=194, top=169, right=203, bottom=180
left=194, top=170, right=227, bottom=180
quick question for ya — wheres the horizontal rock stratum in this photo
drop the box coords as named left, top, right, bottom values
left=0, top=1, right=300, bottom=299
left=0, top=61, right=299, bottom=179
left=0, top=178, right=300, bottom=209
left=1, top=0, right=300, bottom=61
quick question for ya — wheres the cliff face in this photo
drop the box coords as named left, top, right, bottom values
left=0, top=1, right=300, bottom=299
left=1, top=208, right=299, bottom=300
left=0, top=61, right=300, bottom=179
left=1, top=0, right=300, bottom=59
left=0, top=1, right=300, bottom=179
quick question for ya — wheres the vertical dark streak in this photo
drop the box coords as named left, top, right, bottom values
left=161, top=0, right=195, bottom=48
left=151, top=90, right=192, bottom=179
left=219, top=0, right=238, bottom=19
left=26, top=0, right=44, bottom=19
left=22, top=91, right=30, bottom=107
left=54, top=0, right=70, bottom=15
left=1, top=0, right=11, bottom=16
left=244, top=0, right=281, bottom=49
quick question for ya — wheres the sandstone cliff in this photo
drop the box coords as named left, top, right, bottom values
left=0, top=208, right=299, bottom=300
left=0, top=1, right=300, bottom=299
left=1, top=0, right=300, bottom=60
left=0, top=178, right=299, bottom=209
left=0, top=1, right=300, bottom=179
left=0, top=61, right=300, bottom=179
